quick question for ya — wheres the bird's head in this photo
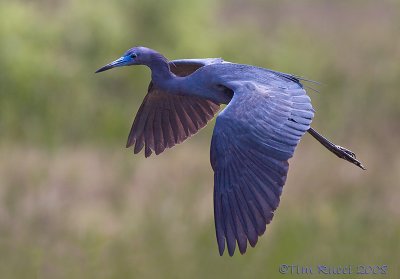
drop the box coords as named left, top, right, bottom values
left=95, top=46, right=163, bottom=73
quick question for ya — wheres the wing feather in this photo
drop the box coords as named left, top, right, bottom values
left=144, top=110, right=155, bottom=156
left=161, top=109, right=174, bottom=148
left=153, top=108, right=164, bottom=155
left=127, top=59, right=222, bottom=157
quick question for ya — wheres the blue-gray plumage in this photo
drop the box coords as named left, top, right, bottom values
left=96, top=46, right=365, bottom=256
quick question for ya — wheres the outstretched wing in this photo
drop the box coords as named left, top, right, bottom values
left=126, top=59, right=223, bottom=157
left=170, top=58, right=224, bottom=76
left=211, top=78, right=314, bottom=256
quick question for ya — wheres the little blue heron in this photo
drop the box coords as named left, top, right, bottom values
left=96, top=46, right=365, bottom=256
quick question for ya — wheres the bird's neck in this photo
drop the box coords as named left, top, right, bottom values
left=147, top=54, right=174, bottom=85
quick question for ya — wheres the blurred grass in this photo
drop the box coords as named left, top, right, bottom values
left=1, top=0, right=400, bottom=278
left=1, top=145, right=399, bottom=278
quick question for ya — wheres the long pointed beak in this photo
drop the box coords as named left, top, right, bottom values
left=95, top=56, right=127, bottom=73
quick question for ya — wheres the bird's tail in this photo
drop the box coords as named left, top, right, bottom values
left=307, top=127, right=366, bottom=170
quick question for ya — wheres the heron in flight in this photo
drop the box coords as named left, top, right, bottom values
left=96, top=47, right=365, bottom=256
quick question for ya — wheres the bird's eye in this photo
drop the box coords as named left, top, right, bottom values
left=130, top=53, right=137, bottom=59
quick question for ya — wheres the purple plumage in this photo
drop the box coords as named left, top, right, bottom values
left=96, top=46, right=365, bottom=256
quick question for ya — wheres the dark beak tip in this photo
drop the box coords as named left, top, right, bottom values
left=95, top=57, right=126, bottom=74
left=95, top=66, right=108, bottom=73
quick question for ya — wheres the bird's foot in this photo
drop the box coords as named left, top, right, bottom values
left=336, top=145, right=356, bottom=158
left=335, top=145, right=366, bottom=170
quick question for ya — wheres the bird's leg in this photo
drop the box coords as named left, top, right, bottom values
left=307, top=127, right=366, bottom=170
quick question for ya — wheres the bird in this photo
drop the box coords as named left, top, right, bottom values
left=95, top=46, right=365, bottom=256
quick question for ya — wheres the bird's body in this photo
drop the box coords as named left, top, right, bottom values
left=96, top=47, right=364, bottom=256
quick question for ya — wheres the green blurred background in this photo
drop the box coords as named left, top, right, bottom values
left=1, top=0, right=400, bottom=278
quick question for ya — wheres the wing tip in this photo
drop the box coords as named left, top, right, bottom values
left=145, top=146, right=152, bottom=158
left=126, top=139, right=135, bottom=148
left=218, top=240, right=225, bottom=256
left=218, top=240, right=250, bottom=256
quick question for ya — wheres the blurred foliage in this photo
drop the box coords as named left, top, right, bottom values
left=1, top=146, right=400, bottom=279
left=1, top=0, right=399, bottom=147
left=0, top=0, right=221, bottom=146
left=1, top=0, right=400, bottom=278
